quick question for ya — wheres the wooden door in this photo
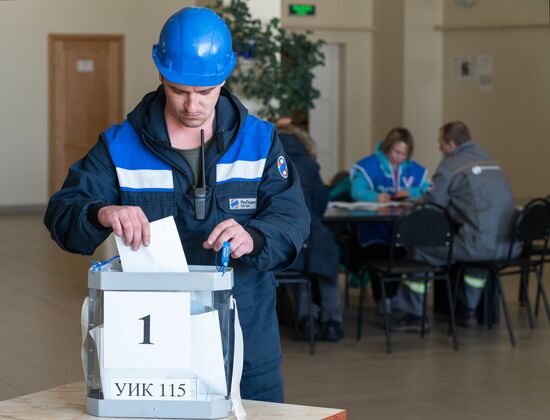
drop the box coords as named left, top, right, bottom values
left=49, top=34, right=124, bottom=194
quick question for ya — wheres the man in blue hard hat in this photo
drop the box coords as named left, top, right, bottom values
left=44, top=7, right=309, bottom=403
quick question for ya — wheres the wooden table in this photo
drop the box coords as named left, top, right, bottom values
left=0, top=382, right=346, bottom=420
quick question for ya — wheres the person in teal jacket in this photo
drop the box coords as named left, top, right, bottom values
left=349, top=127, right=430, bottom=329
left=44, top=7, right=309, bottom=403
left=351, top=127, right=429, bottom=209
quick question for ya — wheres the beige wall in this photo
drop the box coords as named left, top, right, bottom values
left=247, top=0, right=281, bottom=23
left=370, top=0, right=443, bottom=175
left=371, top=0, right=405, bottom=143
left=0, top=0, right=193, bottom=206
left=282, top=0, right=374, bottom=170
left=441, top=0, right=550, bottom=197
left=443, top=0, right=547, bottom=27
left=403, top=0, right=443, bottom=174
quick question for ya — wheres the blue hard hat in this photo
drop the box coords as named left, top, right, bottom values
left=152, top=7, right=237, bottom=86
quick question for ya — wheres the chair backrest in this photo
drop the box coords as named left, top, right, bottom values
left=328, top=170, right=352, bottom=202
left=391, top=203, right=453, bottom=249
left=514, top=198, right=550, bottom=243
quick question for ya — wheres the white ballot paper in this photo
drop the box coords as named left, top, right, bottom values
left=191, top=310, right=227, bottom=397
left=328, top=200, right=404, bottom=211
left=115, top=216, right=189, bottom=272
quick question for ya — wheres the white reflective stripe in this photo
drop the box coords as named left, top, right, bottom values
left=351, top=165, right=374, bottom=191
left=464, top=275, right=487, bottom=289
left=403, top=280, right=431, bottom=294
left=116, top=167, right=173, bottom=190
left=217, top=159, right=266, bottom=183
left=229, top=296, right=246, bottom=420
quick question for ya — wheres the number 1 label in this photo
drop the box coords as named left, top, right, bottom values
left=139, top=315, right=153, bottom=345
left=103, top=291, right=191, bottom=369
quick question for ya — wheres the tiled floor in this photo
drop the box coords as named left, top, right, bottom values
left=1, top=214, right=550, bottom=418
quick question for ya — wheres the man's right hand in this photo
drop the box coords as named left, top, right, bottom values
left=392, top=190, right=410, bottom=201
left=97, top=205, right=150, bottom=250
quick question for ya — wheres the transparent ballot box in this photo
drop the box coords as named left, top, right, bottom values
left=85, top=262, right=236, bottom=419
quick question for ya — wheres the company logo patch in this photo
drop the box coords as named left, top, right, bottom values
left=277, top=156, right=288, bottom=178
left=471, top=165, right=500, bottom=175
left=229, top=198, right=257, bottom=210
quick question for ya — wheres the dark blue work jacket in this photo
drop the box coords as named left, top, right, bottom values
left=44, top=86, right=310, bottom=402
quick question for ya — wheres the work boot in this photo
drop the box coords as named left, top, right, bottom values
left=391, top=311, right=429, bottom=333
left=457, top=308, right=478, bottom=328
left=321, top=320, right=345, bottom=342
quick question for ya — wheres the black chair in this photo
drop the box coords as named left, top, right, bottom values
left=531, top=195, right=550, bottom=318
left=356, top=203, right=458, bottom=353
left=455, top=198, right=550, bottom=346
left=326, top=170, right=358, bottom=309
left=333, top=222, right=362, bottom=309
left=275, top=241, right=316, bottom=355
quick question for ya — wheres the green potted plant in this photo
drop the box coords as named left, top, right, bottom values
left=212, top=0, right=325, bottom=124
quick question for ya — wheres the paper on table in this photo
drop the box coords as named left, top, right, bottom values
left=328, top=200, right=405, bottom=211
left=115, top=216, right=189, bottom=272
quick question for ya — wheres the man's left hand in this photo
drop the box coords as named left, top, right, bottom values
left=203, top=218, right=254, bottom=258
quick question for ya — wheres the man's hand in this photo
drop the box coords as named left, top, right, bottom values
left=97, top=205, right=150, bottom=250
left=203, top=218, right=254, bottom=258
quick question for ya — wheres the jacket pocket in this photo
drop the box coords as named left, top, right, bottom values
left=121, top=191, right=177, bottom=222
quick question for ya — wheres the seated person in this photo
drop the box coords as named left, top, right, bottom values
left=414, top=121, right=521, bottom=327
left=351, top=127, right=429, bottom=204
left=277, top=118, right=344, bottom=342
left=349, top=127, right=430, bottom=330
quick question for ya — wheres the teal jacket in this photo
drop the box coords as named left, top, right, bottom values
left=350, top=143, right=430, bottom=203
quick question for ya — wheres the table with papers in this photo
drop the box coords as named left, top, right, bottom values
left=324, top=200, right=408, bottom=222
